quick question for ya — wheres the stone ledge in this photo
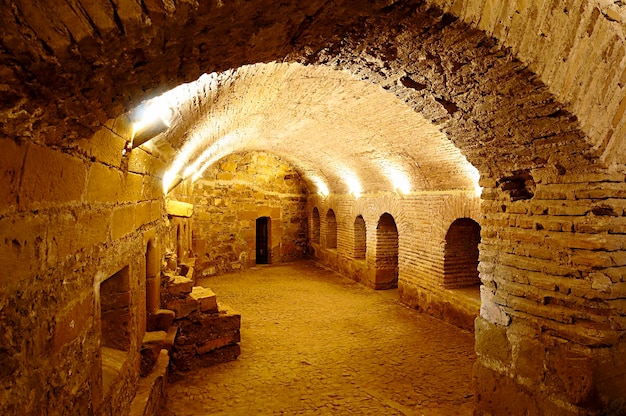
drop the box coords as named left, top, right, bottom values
left=130, top=350, right=169, bottom=416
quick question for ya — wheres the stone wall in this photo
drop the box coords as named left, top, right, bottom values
left=0, top=119, right=166, bottom=415
left=192, top=151, right=308, bottom=276
left=308, top=191, right=482, bottom=330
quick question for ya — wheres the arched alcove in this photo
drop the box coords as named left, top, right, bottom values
left=375, top=213, right=398, bottom=290
left=443, top=218, right=481, bottom=290
left=354, top=215, right=366, bottom=260
left=311, top=208, right=321, bottom=244
left=326, top=209, right=337, bottom=249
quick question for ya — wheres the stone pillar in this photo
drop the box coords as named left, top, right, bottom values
left=474, top=172, right=626, bottom=415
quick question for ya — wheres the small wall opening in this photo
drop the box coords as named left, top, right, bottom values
left=326, top=209, right=337, bottom=249
left=443, top=218, right=481, bottom=289
left=256, top=216, right=270, bottom=264
left=311, top=207, right=320, bottom=244
left=100, top=266, right=131, bottom=397
left=354, top=215, right=366, bottom=260
left=375, top=213, right=398, bottom=289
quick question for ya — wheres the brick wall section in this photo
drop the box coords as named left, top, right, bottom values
left=325, top=209, right=338, bottom=249
left=309, top=191, right=481, bottom=321
left=192, top=151, right=308, bottom=276
left=0, top=126, right=166, bottom=415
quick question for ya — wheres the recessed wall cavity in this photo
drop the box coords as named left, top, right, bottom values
left=375, top=213, right=399, bottom=290
left=100, top=266, right=131, bottom=397
left=443, top=218, right=481, bottom=289
left=311, top=208, right=321, bottom=245
left=354, top=215, right=367, bottom=260
left=326, top=209, right=338, bottom=249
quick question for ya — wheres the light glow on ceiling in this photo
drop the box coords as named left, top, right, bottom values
left=312, top=176, right=329, bottom=197
left=185, top=132, right=239, bottom=180
left=381, top=162, right=411, bottom=195
left=340, top=168, right=362, bottom=198
left=466, top=164, right=482, bottom=197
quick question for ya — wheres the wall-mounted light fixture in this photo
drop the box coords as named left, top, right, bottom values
left=123, top=98, right=173, bottom=154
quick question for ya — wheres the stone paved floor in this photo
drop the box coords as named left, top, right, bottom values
left=162, top=261, right=476, bottom=415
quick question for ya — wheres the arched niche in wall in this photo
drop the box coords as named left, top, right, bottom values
left=375, top=213, right=398, bottom=290
left=443, top=218, right=481, bottom=290
left=354, top=215, right=366, bottom=260
left=326, top=209, right=337, bottom=249
left=311, top=207, right=321, bottom=244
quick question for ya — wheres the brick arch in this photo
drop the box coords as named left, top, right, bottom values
left=1, top=0, right=599, bottom=179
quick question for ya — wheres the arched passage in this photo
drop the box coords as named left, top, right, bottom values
left=375, top=213, right=398, bottom=290
left=443, top=218, right=481, bottom=290
left=2, top=1, right=625, bottom=414
left=325, top=209, right=337, bottom=249
left=354, top=215, right=366, bottom=260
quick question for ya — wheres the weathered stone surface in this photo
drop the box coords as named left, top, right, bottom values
left=166, top=200, right=193, bottom=218
left=147, top=309, right=176, bottom=332
left=193, top=151, right=308, bottom=274
left=167, top=275, right=194, bottom=297
left=189, top=286, right=218, bottom=313
left=166, top=297, right=197, bottom=319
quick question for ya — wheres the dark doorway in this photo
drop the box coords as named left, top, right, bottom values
left=256, top=217, right=270, bottom=264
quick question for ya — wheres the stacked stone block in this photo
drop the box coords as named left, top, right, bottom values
left=160, top=259, right=242, bottom=374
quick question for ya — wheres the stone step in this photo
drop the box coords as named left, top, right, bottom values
left=166, top=296, right=198, bottom=319
left=170, top=301, right=242, bottom=374
left=167, top=274, right=194, bottom=297
left=129, top=349, right=169, bottom=416
left=140, top=331, right=167, bottom=377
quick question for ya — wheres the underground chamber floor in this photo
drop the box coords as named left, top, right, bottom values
left=162, top=261, right=476, bottom=415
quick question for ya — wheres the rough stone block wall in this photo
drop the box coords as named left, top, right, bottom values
left=192, top=151, right=308, bottom=276
left=308, top=191, right=481, bottom=328
left=0, top=123, right=166, bottom=415
left=428, top=0, right=626, bottom=165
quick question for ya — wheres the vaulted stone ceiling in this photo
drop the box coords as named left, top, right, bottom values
left=138, top=62, right=478, bottom=195
left=2, top=0, right=621, bottom=194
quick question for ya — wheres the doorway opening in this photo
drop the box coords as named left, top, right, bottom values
left=256, top=216, right=270, bottom=264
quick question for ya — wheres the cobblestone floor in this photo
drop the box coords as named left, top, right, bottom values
left=162, top=261, right=476, bottom=415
